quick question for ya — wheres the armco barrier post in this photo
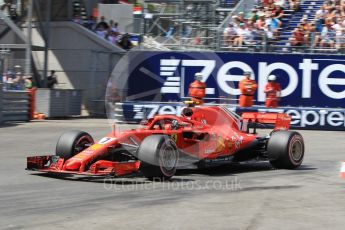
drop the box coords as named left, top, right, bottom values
left=27, top=88, right=36, bottom=120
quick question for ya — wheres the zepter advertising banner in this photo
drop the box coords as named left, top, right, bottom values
left=118, top=51, right=345, bottom=108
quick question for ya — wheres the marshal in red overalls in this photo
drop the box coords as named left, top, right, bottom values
left=264, top=75, right=281, bottom=108
left=239, top=71, right=257, bottom=107
left=189, top=73, right=206, bottom=105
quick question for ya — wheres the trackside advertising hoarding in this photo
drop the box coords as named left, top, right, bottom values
left=125, top=51, right=345, bottom=108
left=115, top=102, right=345, bottom=131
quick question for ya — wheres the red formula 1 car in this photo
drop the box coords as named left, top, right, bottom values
left=27, top=106, right=305, bottom=180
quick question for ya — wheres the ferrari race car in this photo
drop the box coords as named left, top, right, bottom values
left=26, top=106, right=305, bottom=180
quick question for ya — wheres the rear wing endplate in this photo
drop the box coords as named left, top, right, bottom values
left=241, top=112, right=291, bottom=131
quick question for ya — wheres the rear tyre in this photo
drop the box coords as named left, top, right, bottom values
left=56, top=130, right=94, bottom=160
left=138, top=135, right=179, bottom=180
left=268, top=131, right=304, bottom=169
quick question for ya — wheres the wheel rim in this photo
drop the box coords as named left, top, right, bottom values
left=159, top=145, right=177, bottom=176
left=291, top=139, right=303, bottom=162
left=74, top=136, right=93, bottom=154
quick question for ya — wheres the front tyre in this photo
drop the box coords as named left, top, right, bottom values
left=56, top=130, right=94, bottom=160
left=138, top=135, right=179, bottom=180
left=268, top=131, right=304, bottom=169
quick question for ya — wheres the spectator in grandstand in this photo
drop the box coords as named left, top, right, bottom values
left=233, top=22, right=247, bottom=47
left=274, top=0, right=285, bottom=7
left=320, top=23, right=336, bottom=48
left=96, top=24, right=107, bottom=39
left=117, top=33, right=133, bottom=50
left=84, top=16, right=96, bottom=30
left=332, top=18, right=345, bottom=49
left=324, top=0, right=335, bottom=10
left=305, top=21, right=320, bottom=47
left=47, top=70, right=58, bottom=89
left=273, top=4, right=284, bottom=21
left=264, top=24, right=279, bottom=50
left=266, top=12, right=282, bottom=36
left=255, top=13, right=266, bottom=30
left=12, top=71, right=25, bottom=90
left=261, top=0, right=271, bottom=7
left=316, top=5, right=327, bottom=23
left=24, top=76, right=33, bottom=89
left=73, top=15, right=83, bottom=25
left=109, top=20, right=119, bottom=33
left=243, top=24, right=257, bottom=47
left=299, top=18, right=313, bottom=46
left=107, top=31, right=120, bottom=45
left=223, top=23, right=237, bottom=47
left=256, top=5, right=265, bottom=16
left=289, top=0, right=300, bottom=11
left=300, top=17, right=311, bottom=31
left=231, top=15, right=241, bottom=28
left=291, top=26, right=305, bottom=47
left=96, top=16, right=109, bottom=30
left=250, top=8, right=260, bottom=22
left=3, top=70, right=14, bottom=90
left=238, top=12, right=246, bottom=23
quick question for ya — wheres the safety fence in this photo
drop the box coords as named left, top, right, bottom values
left=35, top=89, right=82, bottom=117
left=112, top=102, right=345, bottom=131
left=1, top=89, right=30, bottom=122
left=0, top=88, right=82, bottom=124
left=219, top=30, right=345, bottom=54
left=0, top=84, right=3, bottom=124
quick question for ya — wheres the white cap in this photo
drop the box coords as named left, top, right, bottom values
left=268, top=75, right=276, bottom=81
left=195, top=72, right=203, bottom=80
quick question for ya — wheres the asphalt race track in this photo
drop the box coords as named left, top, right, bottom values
left=1, top=119, right=345, bottom=230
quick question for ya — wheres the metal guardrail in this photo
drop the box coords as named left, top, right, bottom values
left=2, top=90, right=30, bottom=122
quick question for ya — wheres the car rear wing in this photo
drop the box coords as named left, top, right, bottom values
left=241, top=112, right=291, bottom=131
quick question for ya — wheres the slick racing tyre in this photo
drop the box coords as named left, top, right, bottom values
left=268, top=131, right=304, bottom=169
left=56, top=130, right=94, bottom=160
left=138, top=135, right=179, bottom=180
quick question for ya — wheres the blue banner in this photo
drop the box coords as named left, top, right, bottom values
left=114, top=102, right=345, bottom=131
left=125, top=51, right=345, bottom=108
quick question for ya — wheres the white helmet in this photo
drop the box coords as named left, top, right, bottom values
left=268, top=75, right=277, bottom=81
left=195, top=72, right=203, bottom=80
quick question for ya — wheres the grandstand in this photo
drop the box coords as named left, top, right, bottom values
left=1, top=0, right=345, bottom=120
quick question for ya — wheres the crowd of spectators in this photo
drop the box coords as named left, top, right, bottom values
left=2, top=66, right=32, bottom=91
left=289, top=0, right=345, bottom=52
left=223, top=0, right=299, bottom=50
left=73, top=15, right=134, bottom=50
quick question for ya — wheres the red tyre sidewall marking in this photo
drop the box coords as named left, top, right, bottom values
left=288, top=135, right=304, bottom=166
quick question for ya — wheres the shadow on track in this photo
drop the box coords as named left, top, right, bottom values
left=29, top=172, right=195, bottom=184
left=0, top=122, right=23, bottom=128
left=177, top=162, right=317, bottom=177
left=29, top=163, right=316, bottom=184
